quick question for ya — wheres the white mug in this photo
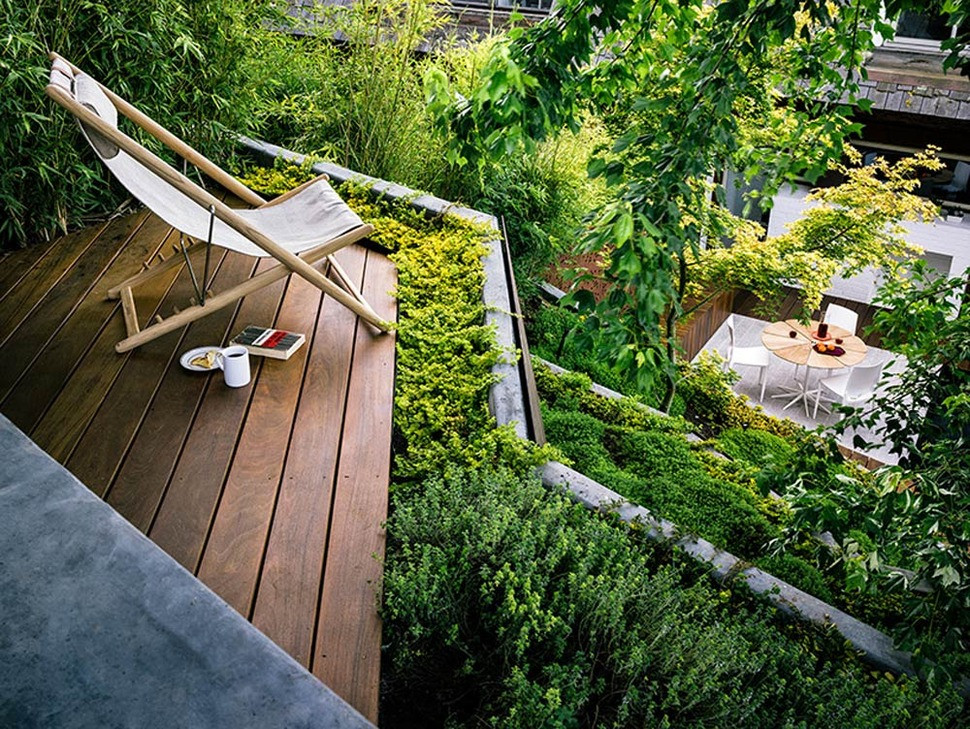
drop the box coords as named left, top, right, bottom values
left=218, top=345, right=251, bottom=388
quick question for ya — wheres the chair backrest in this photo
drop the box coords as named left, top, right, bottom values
left=845, top=361, right=884, bottom=399
left=725, top=314, right=736, bottom=357
left=50, top=58, right=225, bottom=245
left=824, top=303, right=858, bottom=336
left=953, top=161, right=970, bottom=191
left=48, top=58, right=361, bottom=258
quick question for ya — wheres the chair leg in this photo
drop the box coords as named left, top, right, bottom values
left=115, top=248, right=390, bottom=352
left=813, top=387, right=823, bottom=418
left=759, top=366, right=767, bottom=402
left=327, top=255, right=368, bottom=307
left=119, top=286, right=139, bottom=337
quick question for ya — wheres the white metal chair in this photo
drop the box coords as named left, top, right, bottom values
left=813, top=360, right=885, bottom=418
left=726, top=315, right=771, bottom=401
left=823, top=303, right=858, bottom=335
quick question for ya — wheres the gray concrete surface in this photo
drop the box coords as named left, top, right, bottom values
left=0, top=415, right=374, bottom=729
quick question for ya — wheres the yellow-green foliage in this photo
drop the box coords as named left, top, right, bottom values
left=692, top=149, right=942, bottom=315
left=342, top=185, right=545, bottom=478
left=228, top=165, right=546, bottom=475
left=532, top=361, right=690, bottom=435
left=234, top=156, right=319, bottom=196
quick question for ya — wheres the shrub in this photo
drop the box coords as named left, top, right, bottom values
left=477, top=116, right=609, bottom=286
left=381, top=465, right=963, bottom=727
left=528, top=303, right=637, bottom=395
left=343, top=187, right=547, bottom=481
left=607, top=429, right=780, bottom=557
left=718, top=427, right=795, bottom=468
left=233, top=155, right=319, bottom=196
left=678, top=352, right=804, bottom=440
left=756, top=553, right=835, bottom=603
left=241, top=0, right=475, bottom=199
left=1, top=0, right=263, bottom=247
left=533, top=358, right=688, bottom=435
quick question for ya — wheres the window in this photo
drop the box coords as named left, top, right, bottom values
left=884, top=10, right=963, bottom=53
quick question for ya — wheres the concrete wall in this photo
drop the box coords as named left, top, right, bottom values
left=0, top=415, right=374, bottom=729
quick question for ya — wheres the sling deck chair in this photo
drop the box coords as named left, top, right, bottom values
left=45, top=53, right=390, bottom=353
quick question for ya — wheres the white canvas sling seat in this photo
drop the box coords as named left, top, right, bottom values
left=45, top=53, right=390, bottom=353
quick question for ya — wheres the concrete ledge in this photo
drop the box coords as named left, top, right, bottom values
left=0, top=415, right=373, bottom=729
left=539, top=460, right=917, bottom=677
left=237, top=137, right=528, bottom=439
left=238, top=136, right=496, bottom=226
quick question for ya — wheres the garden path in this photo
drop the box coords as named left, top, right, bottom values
left=0, top=197, right=396, bottom=724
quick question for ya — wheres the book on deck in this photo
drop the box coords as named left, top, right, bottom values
left=231, top=325, right=306, bottom=360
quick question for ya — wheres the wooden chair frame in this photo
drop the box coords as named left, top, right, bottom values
left=45, top=53, right=390, bottom=353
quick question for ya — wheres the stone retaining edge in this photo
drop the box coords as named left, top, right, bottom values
left=539, top=460, right=914, bottom=677
left=238, top=136, right=529, bottom=440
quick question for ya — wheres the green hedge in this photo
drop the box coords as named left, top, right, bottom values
left=717, top=427, right=795, bottom=468
left=1, top=0, right=263, bottom=247
left=543, top=407, right=780, bottom=558
left=381, top=466, right=962, bottom=727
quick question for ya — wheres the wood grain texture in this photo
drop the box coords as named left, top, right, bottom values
left=312, top=249, right=397, bottom=724
left=250, top=245, right=366, bottom=666
left=2, top=217, right=177, bottom=439
left=195, top=269, right=326, bottom=616
left=0, top=236, right=63, bottom=304
left=66, top=249, right=259, bottom=497
left=146, top=259, right=285, bottom=567
left=0, top=212, right=398, bottom=708
left=0, top=221, right=109, bottom=342
left=27, top=231, right=193, bottom=461
left=0, top=212, right=163, bottom=401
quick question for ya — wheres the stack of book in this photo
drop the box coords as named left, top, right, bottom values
left=231, top=326, right=306, bottom=360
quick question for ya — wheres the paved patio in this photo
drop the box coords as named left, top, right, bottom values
left=696, top=315, right=906, bottom=466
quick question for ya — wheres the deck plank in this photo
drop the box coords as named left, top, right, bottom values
left=0, top=221, right=111, bottom=341
left=0, top=212, right=166, bottom=402
left=27, top=234, right=195, bottom=461
left=1, top=217, right=178, bottom=440
left=195, top=270, right=327, bottom=616
left=0, top=235, right=63, bottom=301
left=0, top=212, right=398, bottom=716
left=250, top=245, right=365, bottom=666
left=312, top=249, right=397, bottom=724
left=145, top=260, right=286, bottom=567
left=65, top=249, right=258, bottom=496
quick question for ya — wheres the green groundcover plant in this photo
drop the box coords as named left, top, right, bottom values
left=363, top=186, right=965, bottom=725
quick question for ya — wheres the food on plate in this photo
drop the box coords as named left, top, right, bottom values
left=190, top=349, right=218, bottom=369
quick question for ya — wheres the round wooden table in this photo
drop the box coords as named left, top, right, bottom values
left=761, top=319, right=867, bottom=415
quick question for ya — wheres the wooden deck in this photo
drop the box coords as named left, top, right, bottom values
left=0, top=200, right=396, bottom=724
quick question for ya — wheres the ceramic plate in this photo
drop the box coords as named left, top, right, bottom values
left=180, top=346, right=222, bottom=372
